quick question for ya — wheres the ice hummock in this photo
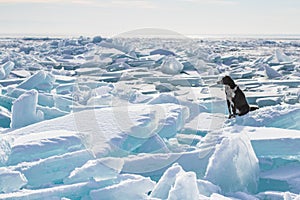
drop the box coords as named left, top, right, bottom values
left=264, top=65, right=282, bottom=79
left=10, top=89, right=44, bottom=128
left=150, top=163, right=184, bottom=199
left=168, top=171, right=199, bottom=200
left=275, top=49, right=292, bottom=63
left=0, top=61, right=14, bottom=80
left=150, top=163, right=217, bottom=200
left=17, top=71, right=55, bottom=92
left=205, top=133, right=259, bottom=193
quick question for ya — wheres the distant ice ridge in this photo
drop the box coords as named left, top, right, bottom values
left=10, top=89, right=44, bottom=128
left=150, top=48, right=176, bottom=56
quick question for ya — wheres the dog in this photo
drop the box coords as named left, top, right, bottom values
left=218, top=76, right=258, bottom=119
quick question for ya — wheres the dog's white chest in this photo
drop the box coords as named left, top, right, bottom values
left=225, top=85, right=236, bottom=105
left=225, top=86, right=235, bottom=98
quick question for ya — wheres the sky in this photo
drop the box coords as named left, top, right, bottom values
left=0, top=0, right=300, bottom=37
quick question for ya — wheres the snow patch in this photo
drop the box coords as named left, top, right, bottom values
left=90, top=177, right=155, bottom=200
left=65, top=157, right=124, bottom=184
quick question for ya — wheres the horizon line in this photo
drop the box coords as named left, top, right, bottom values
left=1, top=32, right=300, bottom=40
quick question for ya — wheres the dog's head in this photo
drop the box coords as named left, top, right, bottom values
left=217, top=76, right=235, bottom=87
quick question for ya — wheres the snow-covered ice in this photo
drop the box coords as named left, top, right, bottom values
left=0, top=168, right=27, bottom=193
left=0, top=35, right=300, bottom=199
left=90, top=177, right=155, bottom=200
left=65, top=158, right=124, bottom=184
left=168, top=171, right=199, bottom=200
left=7, top=130, right=84, bottom=165
left=205, top=133, right=259, bottom=193
left=150, top=163, right=184, bottom=199
left=17, top=71, right=55, bottom=92
left=0, top=61, right=14, bottom=80
left=10, top=89, right=44, bottom=128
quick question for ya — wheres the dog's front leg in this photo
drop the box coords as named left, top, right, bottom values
left=227, top=100, right=234, bottom=119
left=231, top=105, right=237, bottom=118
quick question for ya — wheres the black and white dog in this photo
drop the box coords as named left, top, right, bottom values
left=218, top=76, right=258, bottom=119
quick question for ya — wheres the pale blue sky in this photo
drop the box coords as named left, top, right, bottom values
left=0, top=0, right=300, bottom=37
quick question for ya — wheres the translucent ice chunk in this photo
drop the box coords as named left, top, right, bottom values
left=11, top=89, right=44, bottom=128
left=275, top=49, right=292, bottom=63
left=264, top=65, right=282, bottom=79
left=0, top=61, right=14, bottom=80
left=17, top=71, right=55, bottom=92
left=168, top=171, right=199, bottom=200
left=150, top=163, right=184, bottom=199
left=205, top=133, right=259, bottom=193
left=160, top=56, right=183, bottom=75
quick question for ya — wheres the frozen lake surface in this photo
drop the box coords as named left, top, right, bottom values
left=0, top=36, right=300, bottom=199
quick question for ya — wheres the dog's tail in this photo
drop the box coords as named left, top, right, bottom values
left=180, top=70, right=190, bottom=75
left=249, top=106, right=259, bottom=111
